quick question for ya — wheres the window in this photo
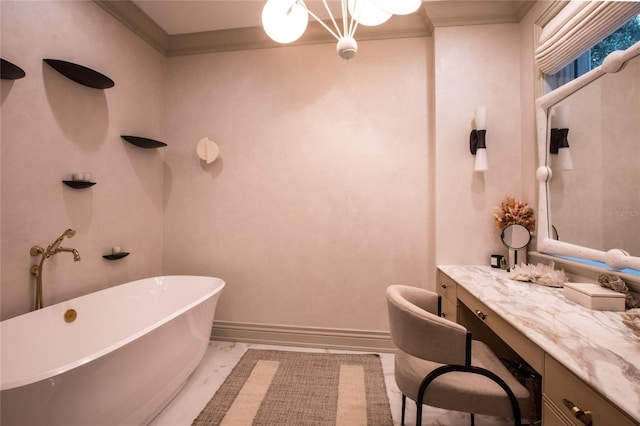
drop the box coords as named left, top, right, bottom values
left=546, top=14, right=640, bottom=92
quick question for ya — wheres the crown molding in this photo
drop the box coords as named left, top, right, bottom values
left=95, top=0, right=432, bottom=57
left=167, top=14, right=431, bottom=57
left=423, top=0, right=536, bottom=28
left=95, top=0, right=170, bottom=55
left=96, top=0, right=531, bottom=56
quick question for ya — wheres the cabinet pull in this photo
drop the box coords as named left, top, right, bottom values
left=475, top=310, right=487, bottom=321
left=562, top=399, right=593, bottom=426
left=441, top=312, right=448, bottom=318
left=440, top=284, right=448, bottom=289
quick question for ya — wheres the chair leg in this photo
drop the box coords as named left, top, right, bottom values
left=401, top=394, right=406, bottom=425
left=416, top=400, right=423, bottom=426
left=471, top=413, right=475, bottom=426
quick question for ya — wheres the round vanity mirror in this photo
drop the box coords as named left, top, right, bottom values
left=501, top=224, right=531, bottom=269
left=500, top=224, right=531, bottom=249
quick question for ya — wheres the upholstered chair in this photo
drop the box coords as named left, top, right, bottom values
left=386, top=285, right=531, bottom=426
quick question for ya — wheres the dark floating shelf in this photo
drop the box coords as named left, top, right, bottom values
left=1, top=58, right=26, bottom=80
left=103, top=252, right=130, bottom=261
left=44, top=59, right=114, bottom=89
left=121, top=135, right=167, bottom=149
left=63, top=180, right=96, bottom=189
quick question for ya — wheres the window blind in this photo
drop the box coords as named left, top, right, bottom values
left=535, top=1, right=640, bottom=75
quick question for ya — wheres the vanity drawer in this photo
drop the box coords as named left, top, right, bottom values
left=544, top=354, right=637, bottom=426
left=440, top=294, right=457, bottom=322
left=437, top=270, right=457, bottom=305
left=542, top=395, right=574, bottom=426
left=456, top=286, right=544, bottom=373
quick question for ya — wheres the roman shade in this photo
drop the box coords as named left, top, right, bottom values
left=536, top=1, right=640, bottom=75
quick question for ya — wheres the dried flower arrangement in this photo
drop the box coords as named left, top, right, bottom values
left=494, top=196, right=535, bottom=231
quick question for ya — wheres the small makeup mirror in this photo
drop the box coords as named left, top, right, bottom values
left=501, top=223, right=531, bottom=269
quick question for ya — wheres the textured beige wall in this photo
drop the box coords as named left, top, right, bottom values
left=1, top=1, right=166, bottom=319
left=434, top=23, right=526, bottom=265
left=162, top=39, right=432, bottom=331
left=1, top=1, right=539, bottom=333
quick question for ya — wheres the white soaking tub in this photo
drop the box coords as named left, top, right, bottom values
left=1, top=275, right=225, bottom=425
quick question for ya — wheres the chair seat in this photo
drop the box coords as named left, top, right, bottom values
left=394, top=340, right=531, bottom=419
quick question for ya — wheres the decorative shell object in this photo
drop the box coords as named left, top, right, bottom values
left=508, top=262, right=567, bottom=287
left=196, top=137, right=219, bottom=164
left=598, top=274, right=640, bottom=309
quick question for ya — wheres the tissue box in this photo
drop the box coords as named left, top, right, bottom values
left=563, top=282, right=625, bottom=311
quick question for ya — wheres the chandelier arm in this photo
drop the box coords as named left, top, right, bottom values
left=320, top=0, right=344, bottom=38
left=346, top=0, right=360, bottom=37
left=298, top=0, right=342, bottom=40
left=341, top=0, right=348, bottom=36
left=349, top=18, right=359, bottom=38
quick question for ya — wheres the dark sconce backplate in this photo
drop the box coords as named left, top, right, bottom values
left=469, top=129, right=487, bottom=154
left=550, top=128, right=570, bottom=153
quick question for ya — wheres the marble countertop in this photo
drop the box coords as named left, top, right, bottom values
left=438, top=265, right=640, bottom=423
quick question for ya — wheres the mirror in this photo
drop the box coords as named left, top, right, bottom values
left=501, top=224, right=532, bottom=250
left=501, top=224, right=532, bottom=269
left=535, top=41, right=640, bottom=274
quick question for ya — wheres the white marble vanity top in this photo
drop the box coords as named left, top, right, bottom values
left=438, top=265, right=640, bottom=423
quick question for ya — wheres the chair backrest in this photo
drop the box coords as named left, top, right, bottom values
left=386, top=285, right=469, bottom=365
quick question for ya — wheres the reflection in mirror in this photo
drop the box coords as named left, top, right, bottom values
left=535, top=41, right=640, bottom=274
left=549, top=56, right=639, bottom=257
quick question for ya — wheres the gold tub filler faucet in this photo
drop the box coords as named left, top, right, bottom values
left=30, top=229, right=81, bottom=310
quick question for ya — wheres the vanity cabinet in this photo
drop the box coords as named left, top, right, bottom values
left=437, top=265, right=640, bottom=426
left=543, top=355, right=637, bottom=426
left=437, top=270, right=458, bottom=321
left=456, top=284, right=544, bottom=373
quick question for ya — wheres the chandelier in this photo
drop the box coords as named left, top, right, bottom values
left=261, top=0, right=422, bottom=59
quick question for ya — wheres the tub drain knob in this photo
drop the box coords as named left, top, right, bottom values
left=64, top=309, right=77, bottom=323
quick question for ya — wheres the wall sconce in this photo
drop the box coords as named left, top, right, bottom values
left=550, top=105, right=573, bottom=171
left=470, top=107, right=488, bottom=172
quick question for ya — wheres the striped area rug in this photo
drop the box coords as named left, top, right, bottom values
left=192, top=349, right=393, bottom=425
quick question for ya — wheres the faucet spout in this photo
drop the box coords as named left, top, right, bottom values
left=30, top=229, right=81, bottom=310
left=55, top=247, right=81, bottom=261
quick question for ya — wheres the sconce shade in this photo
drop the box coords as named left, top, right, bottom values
left=556, top=146, right=574, bottom=170
left=474, top=106, right=488, bottom=130
left=555, top=104, right=570, bottom=128
left=262, top=0, right=308, bottom=44
left=474, top=147, right=489, bottom=172
left=348, top=0, right=391, bottom=26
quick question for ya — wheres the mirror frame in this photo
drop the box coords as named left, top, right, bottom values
left=535, top=40, right=640, bottom=272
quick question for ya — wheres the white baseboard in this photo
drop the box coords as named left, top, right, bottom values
left=211, top=320, right=396, bottom=353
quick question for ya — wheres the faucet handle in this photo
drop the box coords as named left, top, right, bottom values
left=30, top=246, right=45, bottom=256
left=30, top=264, right=40, bottom=277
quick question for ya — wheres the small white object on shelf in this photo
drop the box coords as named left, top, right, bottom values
left=71, top=172, right=91, bottom=182
left=112, top=246, right=122, bottom=254
left=563, top=282, right=626, bottom=311
left=196, top=137, right=219, bottom=164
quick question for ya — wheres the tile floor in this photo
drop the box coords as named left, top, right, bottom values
left=150, top=340, right=514, bottom=426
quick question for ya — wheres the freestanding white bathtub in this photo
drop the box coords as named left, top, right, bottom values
left=1, top=275, right=225, bottom=426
